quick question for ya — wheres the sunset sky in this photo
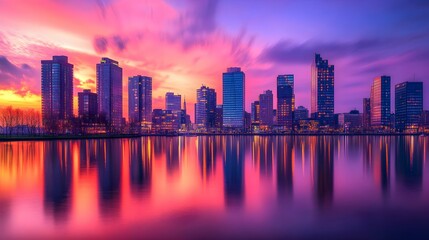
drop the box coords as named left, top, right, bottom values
left=0, top=0, right=428, bottom=120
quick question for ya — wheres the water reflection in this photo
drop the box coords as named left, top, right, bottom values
left=97, top=139, right=122, bottom=218
left=223, top=136, right=246, bottom=207
left=43, top=141, right=72, bottom=222
left=312, top=137, right=334, bottom=208
left=395, top=137, right=423, bottom=192
left=1, top=136, right=429, bottom=238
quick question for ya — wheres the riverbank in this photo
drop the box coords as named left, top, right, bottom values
left=0, top=132, right=425, bottom=142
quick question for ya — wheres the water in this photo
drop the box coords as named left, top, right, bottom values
left=0, top=136, right=428, bottom=239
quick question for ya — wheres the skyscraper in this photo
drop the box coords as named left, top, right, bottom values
left=96, top=57, right=123, bottom=130
left=195, top=85, right=217, bottom=129
left=165, top=92, right=182, bottom=111
left=311, top=54, right=335, bottom=126
left=78, top=89, right=98, bottom=121
left=395, top=81, right=423, bottom=132
left=222, top=67, right=245, bottom=129
left=370, top=76, right=391, bottom=128
left=251, top=101, right=260, bottom=124
left=362, top=98, right=371, bottom=129
left=259, top=90, right=273, bottom=128
left=128, top=75, right=152, bottom=127
left=277, top=74, right=294, bottom=129
left=41, top=56, right=73, bottom=127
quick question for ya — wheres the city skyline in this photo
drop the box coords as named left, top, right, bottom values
left=1, top=0, right=429, bottom=122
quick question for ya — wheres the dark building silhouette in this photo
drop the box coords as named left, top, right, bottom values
left=311, top=54, right=335, bottom=126
left=215, top=105, right=223, bottom=131
left=165, top=92, right=181, bottom=111
left=41, top=56, right=74, bottom=129
left=395, top=82, right=423, bottom=132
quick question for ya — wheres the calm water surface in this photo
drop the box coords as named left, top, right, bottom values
left=1, top=136, right=429, bottom=239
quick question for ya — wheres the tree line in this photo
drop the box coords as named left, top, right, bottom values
left=0, top=106, right=41, bottom=136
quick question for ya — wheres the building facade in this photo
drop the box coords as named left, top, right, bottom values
left=195, top=86, right=217, bottom=130
left=222, top=67, right=245, bottom=129
left=370, top=76, right=391, bottom=129
left=41, top=56, right=74, bottom=128
left=96, top=57, right=123, bottom=131
left=294, top=106, right=309, bottom=121
left=78, top=89, right=98, bottom=121
left=277, top=74, right=294, bottom=129
left=362, top=98, right=371, bottom=129
left=311, top=54, right=335, bottom=126
left=259, top=90, right=274, bottom=128
left=128, top=75, right=152, bottom=128
left=165, top=92, right=182, bottom=112
left=395, top=81, right=423, bottom=132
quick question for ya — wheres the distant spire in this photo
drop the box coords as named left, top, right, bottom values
left=183, top=96, right=187, bottom=112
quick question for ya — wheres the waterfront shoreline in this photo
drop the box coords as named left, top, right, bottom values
left=0, top=132, right=424, bottom=142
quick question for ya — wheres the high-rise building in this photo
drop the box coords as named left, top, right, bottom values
left=41, top=56, right=73, bottom=127
left=128, top=75, right=152, bottom=127
left=251, top=101, right=260, bottom=124
left=215, top=105, right=223, bottom=130
left=78, top=89, right=98, bottom=121
left=311, top=54, right=335, bottom=126
left=96, top=57, right=123, bottom=130
left=222, top=67, right=245, bottom=129
left=362, top=98, right=371, bottom=129
left=395, top=81, right=423, bottom=132
left=277, top=74, right=294, bottom=129
left=259, top=90, right=273, bottom=127
left=337, top=110, right=363, bottom=132
left=294, top=106, right=309, bottom=121
left=165, top=92, right=182, bottom=111
left=195, top=86, right=217, bottom=129
left=370, top=76, right=391, bottom=128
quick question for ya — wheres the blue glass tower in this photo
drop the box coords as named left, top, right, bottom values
left=311, top=54, right=334, bottom=126
left=277, top=74, right=294, bottom=129
left=395, top=81, right=423, bottom=132
left=222, top=67, right=245, bottom=129
left=128, top=75, right=152, bottom=126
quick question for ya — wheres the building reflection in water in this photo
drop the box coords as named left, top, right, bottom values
left=198, top=136, right=217, bottom=181
left=97, top=139, right=122, bottom=218
left=129, top=138, right=152, bottom=196
left=276, top=136, right=294, bottom=200
left=363, top=136, right=391, bottom=196
left=252, top=136, right=273, bottom=178
left=395, top=136, right=423, bottom=192
left=312, top=137, right=334, bottom=208
left=223, top=136, right=245, bottom=207
left=79, top=140, right=97, bottom=174
left=43, top=141, right=72, bottom=222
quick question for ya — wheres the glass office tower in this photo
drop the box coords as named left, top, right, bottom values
left=311, top=54, right=335, bottom=126
left=196, top=85, right=217, bottom=129
left=370, top=76, right=391, bottom=128
left=222, top=67, right=245, bottom=129
left=128, top=75, right=152, bottom=126
left=96, top=57, right=123, bottom=131
left=395, top=81, right=423, bottom=132
left=277, top=74, right=294, bottom=129
left=41, top=56, right=73, bottom=127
